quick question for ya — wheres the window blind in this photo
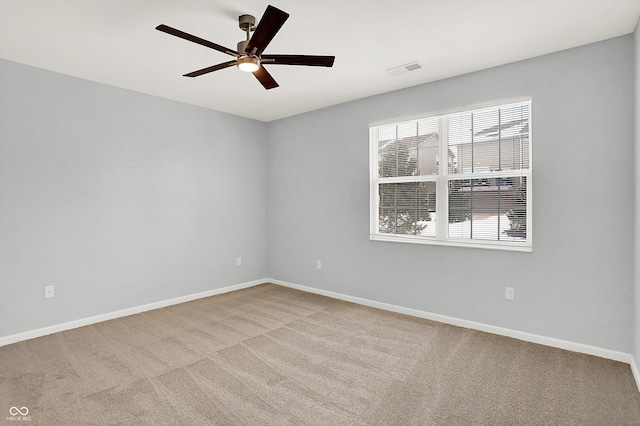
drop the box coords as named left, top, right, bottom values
left=447, top=103, right=530, bottom=243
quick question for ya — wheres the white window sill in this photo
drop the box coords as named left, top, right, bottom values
left=370, top=234, right=532, bottom=252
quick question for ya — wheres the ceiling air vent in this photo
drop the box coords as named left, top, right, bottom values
left=387, top=61, right=423, bottom=76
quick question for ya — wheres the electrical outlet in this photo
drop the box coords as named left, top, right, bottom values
left=505, top=287, right=514, bottom=300
left=236, top=257, right=242, bottom=266
left=44, top=285, right=55, bottom=299
left=316, top=260, right=322, bottom=270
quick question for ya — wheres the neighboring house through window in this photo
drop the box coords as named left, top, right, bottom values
left=369, top=100, right=531, bottom=251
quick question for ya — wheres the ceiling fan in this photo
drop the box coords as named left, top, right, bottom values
left=156, top=5, right=335, bottom=90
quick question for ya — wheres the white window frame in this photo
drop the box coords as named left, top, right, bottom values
left=369, top=99, right=532, bottom=252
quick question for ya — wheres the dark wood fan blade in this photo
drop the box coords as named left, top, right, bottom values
left=245, top=5, right=289, bottom=55
left=261, top=54, right=335, bottom=67
left=183, top=60, right=237, bottom=77
left=156, top=24, right=238, bottom=57
left=253, top=66, right=279, bottom=90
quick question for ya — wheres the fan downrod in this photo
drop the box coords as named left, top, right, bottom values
left=238, top=14, right=256, bottom=38
left=238, top=14, right=256, bottom=53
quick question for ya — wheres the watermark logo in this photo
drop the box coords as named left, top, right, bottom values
left=6, top=407, right=31, bottom=422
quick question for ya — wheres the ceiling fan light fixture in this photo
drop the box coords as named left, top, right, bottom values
left=237, top=56, right=260, bottom=72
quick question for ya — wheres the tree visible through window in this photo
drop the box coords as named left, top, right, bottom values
left=369, top=100, right=531, bottom=251
left=378, top=136, right=432, bottom=235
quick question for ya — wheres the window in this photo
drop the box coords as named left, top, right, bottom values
left=369, top=100, right=531, bottom=251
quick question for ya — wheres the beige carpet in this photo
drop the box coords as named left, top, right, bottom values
left=1, top=283, right=639, bottom=425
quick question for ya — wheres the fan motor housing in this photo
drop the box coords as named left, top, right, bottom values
left=237, top=40, right=249, bottom=53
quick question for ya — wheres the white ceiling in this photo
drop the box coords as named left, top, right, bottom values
left=1, top=0, right=639, bottom=122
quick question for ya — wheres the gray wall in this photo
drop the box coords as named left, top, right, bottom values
left=267, top=35, right=636, bottom=353
left=0, top=59, right=268, bottom=337
left=635, top=19, right=640, bottom=365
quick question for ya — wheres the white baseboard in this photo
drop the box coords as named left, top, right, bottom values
left=269, top=278, right=635, bottom=366
left=0, top=279, right=268, bottom=347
